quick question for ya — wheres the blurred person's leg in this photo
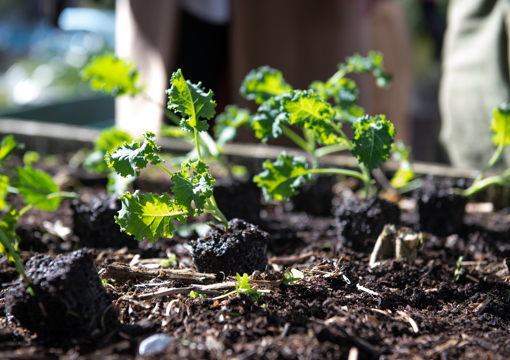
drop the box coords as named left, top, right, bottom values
left=439, top=0, right=510, bottom=169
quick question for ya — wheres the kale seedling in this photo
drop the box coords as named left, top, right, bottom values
left=240, top=52, right=397, bottom=199
left=454, top=103, right=510, bottom=197
left=105, top=69, right=228, bottom=241
left=0, top=136, right=77, bottom=290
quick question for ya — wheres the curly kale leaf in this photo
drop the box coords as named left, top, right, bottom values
left=84, top=127, right=133, bottom=174
left=171, top=159, right=215, bottom=216
left=280, top=90, right=340, bottom=145
left=116, top=191, right=187, bottom=241
left=17, top=166, right=61, bottom=211
left=351, top=115, right=395, bottom=171
left=214, top=105, right=251, bottom=146
left=0, top=135, right=24, bottom=161
left=491, top=102, right=510, bottom=147
left=253, top=152, right=313, bottom=202
left=240, top=66, right=292, bottom=105
left=106, top=132, right=163, bottom=177
left=81, top=53, right=144, bottom=96
left=166, top=69, right=216, bottom=133
left=251, top=96, right=286, bottom=142
left=341, top=51, right=392, bottom=88
left=311, top=78, right=359, bottom=108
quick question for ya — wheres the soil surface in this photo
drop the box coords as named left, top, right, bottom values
left=1, top=168, right=510, bottom=359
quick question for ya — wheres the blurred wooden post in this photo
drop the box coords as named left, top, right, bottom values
left=115, top=0, right=179, bottom=137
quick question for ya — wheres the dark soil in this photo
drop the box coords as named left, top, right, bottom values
left=1, top=169, right=510, bottom=359
left=334, top=196, right=401, bottom=252
left=213, top=176, right=263, bottom=225
left=413, top=176, right=469, bottom=237
left=4, top=249, right=115, bottom=347
left=71, top=193, right=139, bottom=249
left=190, top=218, right=268, bottom=276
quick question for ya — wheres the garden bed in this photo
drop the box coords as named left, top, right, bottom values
left=1, top=142, right=510, bottom=359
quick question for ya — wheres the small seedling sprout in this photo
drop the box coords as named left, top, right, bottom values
left=453, top=256, right=463, bottom=282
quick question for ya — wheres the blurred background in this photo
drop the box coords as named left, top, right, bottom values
left=0, top=0, right=448, bottom=162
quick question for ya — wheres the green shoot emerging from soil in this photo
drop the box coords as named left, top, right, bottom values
left=0, top=136, right=77, bottom=291
left=454, top=103, right=510, bottom=196
left=214, top=273, right=266, bottom=303
left=106, top=70, right=228, bottom=241
left=241, top=52, right=396, bottom=199
left=453, top=256, right=463, bottom=282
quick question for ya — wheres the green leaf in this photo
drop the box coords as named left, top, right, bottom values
left=166, top=69, right=216, bottom=133
left=95, top=127, right=133, bottom=153
left=85, top=127, right=133, bottom=174
left=0, top=207, right=22, bottom=267
left=342, top=51, right=392, bottom=88
left=214, top=105, right=251, bottom=146
left=390, top=142, right=414, bottom=188
left=22, top=151, right=40, bottom=166
left=0, top=175, right=9, bottom=211
left=0, top=135, right=24, bottom=161
left=491, top=102, right=510, bottom=147
left=283, top=268, right=304, bottom=285
left=81, top=53, right=144, bottom=96
left=115, top=190, right=187, bottom=241
left=253, top=152, right=313, bottom=202
left=251, top=96, right=286, bottom=142
left=17, top=166, right=61, bottom=211
left=351, top=115, right=395, bottom=171
left=236, top=273, right=250, bottom=290
left=235, top=272, right=264, bottom=303
left=106, top=132, right=163, bottom=177
left=311, top=78, right=359, bottom=108
left=280, top=90, right=339, bottom=145
left=240, top=66, right=292, bottom=105
left=0, top=207, right=20, bottom=249
left=171, top=159, right=215, bottom=216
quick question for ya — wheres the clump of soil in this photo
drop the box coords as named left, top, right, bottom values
left=413, top=175, right=468, bottom=237
left=190, top=218, right=268, bottom=276
left=213, top=176, right=262, bottom=224
left=4, top=249, right=115, bottom=346
left=291, top=174, right=337, bottom=216
left=334, top=196, right=401, bottom=252
left=71, top=194, right=138, bottom=249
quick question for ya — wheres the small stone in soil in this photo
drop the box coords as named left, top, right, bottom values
left=139, top=334, right=174, bottom=356
left=190, top=218, right=268, bottom=276
left=5, top=249, right=115, bottom=346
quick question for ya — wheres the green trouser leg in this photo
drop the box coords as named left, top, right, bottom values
left=439, top=0, right=510, bottom=170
